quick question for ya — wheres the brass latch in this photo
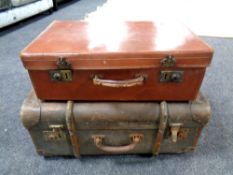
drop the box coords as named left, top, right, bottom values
left=170, top=123, right=183, bottom=143
left=43, top=124, right=66, bottom=141
left=49, top=57, right=72, bottom=81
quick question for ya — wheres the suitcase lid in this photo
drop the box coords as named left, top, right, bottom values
left=20, top=21, right=213, bottom=70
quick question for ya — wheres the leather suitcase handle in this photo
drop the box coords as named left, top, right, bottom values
left=93, top=75, right=145, bottom=87
left=92, top=134, right=143, bottom=153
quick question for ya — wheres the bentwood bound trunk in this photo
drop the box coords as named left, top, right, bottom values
left=20, top=21, right=213, bottom=101
left=20, top=91, right=211, bottom=156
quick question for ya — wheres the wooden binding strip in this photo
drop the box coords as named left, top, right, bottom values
left=65, top=101, right=80, bottom=157
left=153, top=101, right=169, bottom=155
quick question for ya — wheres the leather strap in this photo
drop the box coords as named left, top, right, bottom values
left=153, top=101, right=169, bottom=155
left=65, top=101, right=80, bottom=157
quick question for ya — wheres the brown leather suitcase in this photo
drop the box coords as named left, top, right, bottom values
left=20, top=21, right=213, bottom=101
left=20, top=91, right=211, bottom=156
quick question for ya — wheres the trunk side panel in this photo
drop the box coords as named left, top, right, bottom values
left=20, top=91, right=211, bottom=156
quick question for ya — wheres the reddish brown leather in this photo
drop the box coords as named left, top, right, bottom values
left=21, top=21, right=213, bottom=101
left=28, top=68, right=205, bottom=101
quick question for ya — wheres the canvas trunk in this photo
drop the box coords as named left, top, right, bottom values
left=20, top=91, right=211, bottom=156
left=20, top=21, right=213, bottom=101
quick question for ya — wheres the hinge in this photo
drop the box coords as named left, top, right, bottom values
left=49, top=57, right=73, bottom=82
left=56, top=57, right=71, bottom=69
left=161, top=55, right=176, bottom=67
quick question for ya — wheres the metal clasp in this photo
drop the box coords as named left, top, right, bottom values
left=170, top=123, right=183, bottom=143
left=43, top=124, right=66, bottom=141
left=49, top=57, right=73, bottom=82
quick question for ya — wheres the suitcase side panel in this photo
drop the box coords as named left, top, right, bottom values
left=28, top=67, right=205, bottom=101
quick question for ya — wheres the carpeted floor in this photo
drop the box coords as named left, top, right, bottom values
left=0, top=0, right=233, bottom=174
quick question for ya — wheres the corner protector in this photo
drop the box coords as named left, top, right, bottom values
left=20, top=91, right=41, bottom=129
left=188, top=92, right=211, bottom=126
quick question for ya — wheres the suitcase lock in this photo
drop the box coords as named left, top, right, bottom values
left=49, top=57, right=72, bottom=82
left=160, top=71, right=183, bottom=82
left=43, top=124, right=66, bottom=141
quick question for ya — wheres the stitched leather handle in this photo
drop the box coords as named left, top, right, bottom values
left=93, top=75, right=145, bottom=87
left=92, top=134, right=143, bottom=153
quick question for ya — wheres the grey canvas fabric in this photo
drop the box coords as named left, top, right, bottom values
left=0, top=0, right=233, bottom=174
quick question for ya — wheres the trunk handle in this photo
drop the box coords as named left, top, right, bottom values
left=93, top=75, right=145, bottom=87
left=92, top=134, right=143, bottom=153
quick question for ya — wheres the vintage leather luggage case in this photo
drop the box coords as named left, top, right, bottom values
left=20, top=91, right=211, bottom=156
left=20, top=21, right=213, bottom=101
